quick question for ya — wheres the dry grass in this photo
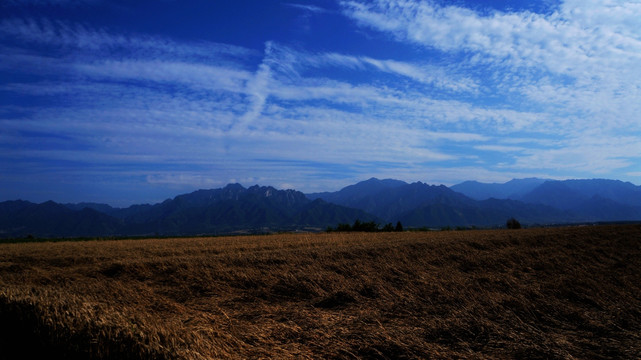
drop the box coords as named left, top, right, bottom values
left=1, top=225, right=640, bottom=359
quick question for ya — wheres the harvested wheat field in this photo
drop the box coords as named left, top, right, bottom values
left=1, top=225, right=640, bottom=359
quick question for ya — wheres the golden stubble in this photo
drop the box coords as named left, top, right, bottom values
left=1, top=225, right=640, bottom=359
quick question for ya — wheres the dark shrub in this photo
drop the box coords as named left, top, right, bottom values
left=507, top=218, right=522, bottom=229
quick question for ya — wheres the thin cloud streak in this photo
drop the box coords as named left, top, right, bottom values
left=285, top=3, right=329, bottom=13
left=0, top=17, right=256, bottom=61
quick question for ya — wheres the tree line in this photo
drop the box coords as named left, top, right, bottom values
left=328, top=217, right=523, bottom=232
left=326, top=219, right=404, bottom=233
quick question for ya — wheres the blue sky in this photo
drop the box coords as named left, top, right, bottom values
left=1, top=0, right=640, bottom=206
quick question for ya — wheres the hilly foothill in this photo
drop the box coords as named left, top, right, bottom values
left=2, top=178, right=641, bottom=238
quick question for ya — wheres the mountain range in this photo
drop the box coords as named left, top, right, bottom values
left=0, top=184, right=375, bottom=238
left=2, top=178, right=641, bottom=238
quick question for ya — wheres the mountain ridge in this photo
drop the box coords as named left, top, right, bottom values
left=450, top=178, right=548, bottom=200
left=2, top=177, right=640, bottom=238
left=0, top=185, right=377, bottom=238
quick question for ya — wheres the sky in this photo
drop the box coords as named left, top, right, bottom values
left=1, top=0, right=640, bottom=206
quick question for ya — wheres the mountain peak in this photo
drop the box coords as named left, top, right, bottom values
left=358, top=177, right=407, bottom=186
left=223, top=183, right=245, bottom=191
left=247, top=185, right=278, bottom=197
left=451, top=178, right=548, bottom=200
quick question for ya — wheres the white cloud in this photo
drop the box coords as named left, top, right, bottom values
left=233, top=43, right=274, bottom=133
left=342, top=0, right=641, bottom=71
left=285, top=3, right=328, bottom=13
left=474, top=145, right=526, bottom=153
left=74, top=60, right=252, bottom=94
left=145, top=173, right=226, bottom=188
left=341, top=0, right=641, bottom=181
left=512, top=134, right=641, bottom=173
left=341, top=0, right=641, bottom=130
left=269, top=43, right=478, bottom=93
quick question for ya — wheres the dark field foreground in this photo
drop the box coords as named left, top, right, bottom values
left=1, top=226, right=640, bottom=359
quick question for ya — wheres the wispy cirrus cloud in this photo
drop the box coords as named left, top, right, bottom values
left=341, top=0, right=641, bottom=71
left=512, top=134, right=641, bottom=174
left=0, top=15, right=559, bottom=192
left=340, top=0, right=641, bottom=179
left=340, top=0, right=641, bottom=121
left=266, top=43, right=479, bottom=93
left=285, top=3, right=329, bottom=13
left=0, top=17, right=256, bottom=62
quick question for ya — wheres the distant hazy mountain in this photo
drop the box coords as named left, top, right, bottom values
left=63, top=202, right=118, bottom=215
left=543, top=179, right=641, bottom=208
left=311, top=180, right=569, bottom=227
left=519, top=181, right=586, bottom=210
left=517, top=179, right=641, bottom=218
left=397, top=198, right=567, bottom=228
left=452, top=178, right=641, bottom=208
left=345, top=182, right=474, bottom=221
left=307, top=178, right=407, bottom=205
left=309, top=179, right=468, bottom=221
left=308, top=178, right=641, bottom=227
left=450, top=178, right=548, bottom=200
left=571, top=196, right=641, bottom=222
